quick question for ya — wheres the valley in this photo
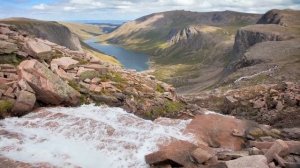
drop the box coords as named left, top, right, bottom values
left=0, top=4, right=299, bottom=168
left=85, top=39, right=150, bottom=71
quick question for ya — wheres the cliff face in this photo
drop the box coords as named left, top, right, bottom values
left=257, top=9, right=300, bottom=26
left=232, top=24, right=294, bottom=60
left=0, top=18, right=82, bottom=51
left=226, top=9, right=300, bottom=73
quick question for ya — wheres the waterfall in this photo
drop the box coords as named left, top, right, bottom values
left=0, top=104, right=194, bottom=168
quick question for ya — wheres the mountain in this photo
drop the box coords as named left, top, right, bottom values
left=185, top=9, right=300, bottom=127
left=0, top=18, right=82, bottom=51
left=99, top=10, right=261, bottom=92
left=224, top=9, right=300, bottom=88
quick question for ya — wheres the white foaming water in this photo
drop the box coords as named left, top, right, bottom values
left=0, top=104, right=194, bottom=168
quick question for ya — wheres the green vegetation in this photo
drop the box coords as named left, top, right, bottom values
left=0, top=54, right=23, bottom=65
left=155, top=84, right=164, bottom=93
left=68, top=80, right=81, bottom=91
left=146, top=100, right=184, bottom=119
left=79, top=71, right=102, bottom=80
left=79, top=71, right=127, bottom=84
left=0, top=100, right=13, bottom=116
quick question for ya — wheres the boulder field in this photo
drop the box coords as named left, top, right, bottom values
left=145, top=114, right=300, bottom=168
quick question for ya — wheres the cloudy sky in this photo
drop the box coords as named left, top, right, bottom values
left=0, top=0, right=299, bottom=21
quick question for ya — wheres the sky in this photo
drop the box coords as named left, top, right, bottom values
left=0, top=0, right=299, bottom=21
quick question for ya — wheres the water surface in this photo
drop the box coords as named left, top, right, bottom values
left=0, top=105, right=193, bottom=167
left=85, top=39, right=149, bottom=71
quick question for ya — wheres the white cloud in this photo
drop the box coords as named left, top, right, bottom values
left=63, top=6, right=76, bottom=11
left=32, top=3, right=48, bottom=10
left=26, top=0, right=300, bottom=20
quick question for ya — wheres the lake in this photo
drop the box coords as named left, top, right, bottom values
left=85, top=39, right=150, bottom=71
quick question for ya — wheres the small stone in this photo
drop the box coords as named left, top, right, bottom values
left=84, top=78, right=91, bottom=83
left=225, top=155, right=269, bottom=168
left=249, top=147, right=263, bottom=155
left=264, top=139, right=289, bottom=163
left=91, top=77, right=101, bottom=84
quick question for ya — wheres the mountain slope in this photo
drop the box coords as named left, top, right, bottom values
left=60, top=22, right=103, bottom=40
left=101, top=10, right=260, bottom=53
left=223, top=9, right=300, bottom=88
left=100, top=10, right=261, bottom=92
left=0, top=18, right=82, bottom=51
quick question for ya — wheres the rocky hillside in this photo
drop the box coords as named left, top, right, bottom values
left=99, top=10, right=261, bottom=92
left=0, top=23, right=194, bottom=119
left=224, top=9, right=300, bottom=85
left=0, top=18, right=82, bottom=51
left=184, top=9, right=300, bottom=129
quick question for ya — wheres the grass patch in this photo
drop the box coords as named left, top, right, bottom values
left=156, top=84, right=164, bottom=93
left=146, top=100, right=184, bottom=119
left=79, top=71, right=102, bottom=80
left=79, top=71, right=127, bottom=84
left=68, top=80, right=81, bottom=91
left=0, top=54, right=23, bottom=65
left=0, top=100, right=13, bottom=115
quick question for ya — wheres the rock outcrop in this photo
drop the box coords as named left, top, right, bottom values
left=187, top=82, right=300, bottom=128
left=145, top=115, right=300, bottom=168
left=232, top=24, right=294, bottom=60
left=18, top=59, right=81, bottom=106
left=11, top=90, right=36, bottom=116
left=257, top=9, right=300, bottom=26
left=227, top=9, right=300, bottom=73
left=24, top=39, right=52, bottom=61
left=0, top=23, right=190, bottom=119
left=0, top=18, right=82, bottom=51
left=186, top=114, right=248, bottom=150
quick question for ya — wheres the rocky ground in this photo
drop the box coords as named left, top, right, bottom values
left=186, top=82, right=300, bottom=128
left=145, top=113, right=300, bottom=168
left=0, top=23, right=192, bottom=120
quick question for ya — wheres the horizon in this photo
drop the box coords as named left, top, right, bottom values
left=0, top=0, right=299, bottom=21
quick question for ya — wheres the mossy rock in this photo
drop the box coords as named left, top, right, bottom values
left=0, top=53, right=23, bottom=65
left=248, top=127, right=265, bottom=138
left=0, top=100, right=14, bottom=118
left=146, top=100, right=184, bottom=119
left=156, top=84, right=164, bottom=93
left=68, top=80, right=81, bottom=92
left=79, top=71, right=102, bottom=80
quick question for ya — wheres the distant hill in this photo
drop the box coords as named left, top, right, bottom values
left=59, top=22, right=103, bottom=40
left=0, top=18, right=82, bottom=51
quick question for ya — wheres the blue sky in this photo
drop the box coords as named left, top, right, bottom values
left=0, top=0, right=299, bottom=21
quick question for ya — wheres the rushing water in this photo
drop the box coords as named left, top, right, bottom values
left=0, top=105, right=194, bottom=168
left=85, top=39, right=149, bottom=71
